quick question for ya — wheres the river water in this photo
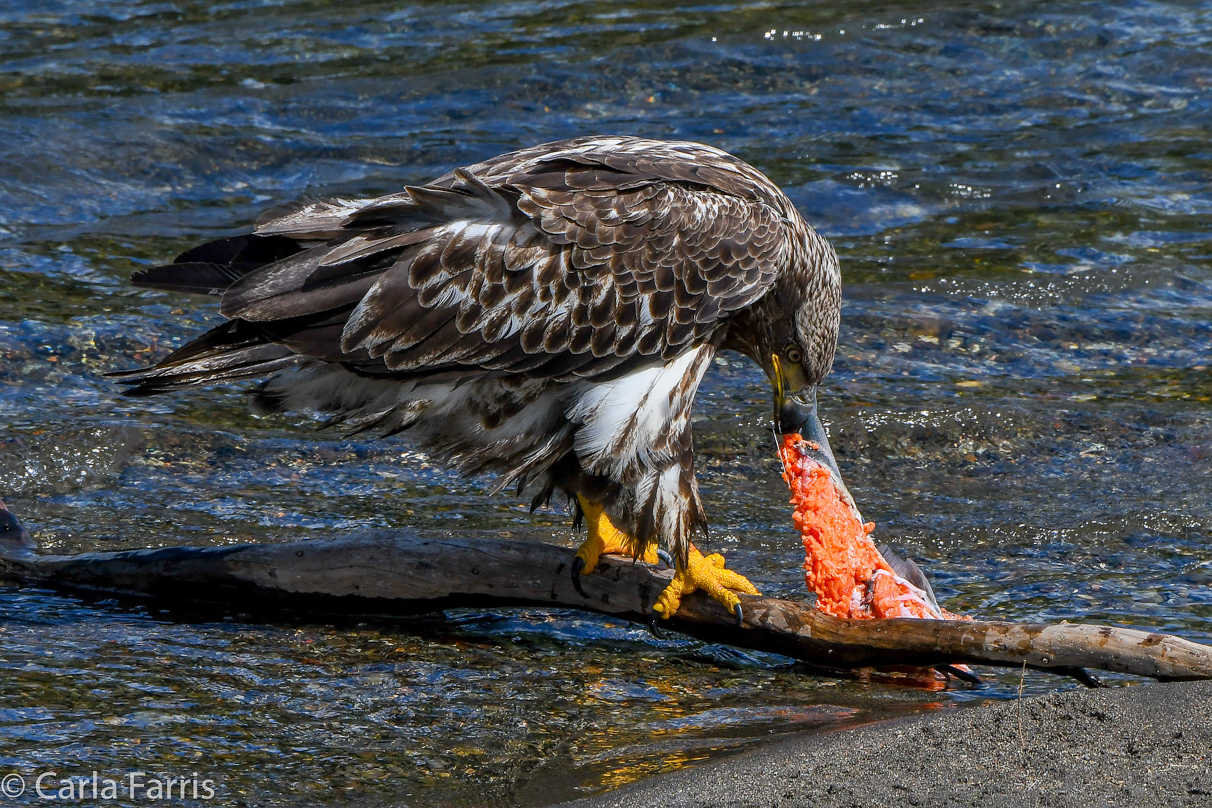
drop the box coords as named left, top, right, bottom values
left=1, top=1, right=1210, bottom=805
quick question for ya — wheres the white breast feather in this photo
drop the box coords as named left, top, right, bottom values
left=566, top=345, right=710, bottom=475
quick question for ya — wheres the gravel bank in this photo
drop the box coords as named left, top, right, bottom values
left=560, top=680, right=1212, bottom=808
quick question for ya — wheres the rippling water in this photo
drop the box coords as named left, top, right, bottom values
left=2, top=1, right=1211, bottom=805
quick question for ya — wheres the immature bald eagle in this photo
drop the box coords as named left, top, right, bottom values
left=115, top=136, right=846, bottom=622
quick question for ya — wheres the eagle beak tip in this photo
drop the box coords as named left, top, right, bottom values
left=776, top=396, right=814, bottom=437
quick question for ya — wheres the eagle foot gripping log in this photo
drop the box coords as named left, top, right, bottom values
left=571, top=496, right=660, bottom=598
left=653, top=545, right=760, bottom=627
left=572, top=497, right=757, bottom=625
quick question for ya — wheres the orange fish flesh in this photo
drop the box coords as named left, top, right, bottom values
left=778, top=434, right=965, bottom=621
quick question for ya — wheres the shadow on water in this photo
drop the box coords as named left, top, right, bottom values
left=1, top=0, right=1211, bottom=805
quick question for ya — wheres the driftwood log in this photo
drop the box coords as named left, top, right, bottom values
left=2, top=503, right=1211, bottom=683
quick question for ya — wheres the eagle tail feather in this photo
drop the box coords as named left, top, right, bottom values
left=108, top=320, right=300, bottom=396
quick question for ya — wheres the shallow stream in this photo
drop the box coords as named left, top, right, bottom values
left=1, top=1, right=1210, bottom=805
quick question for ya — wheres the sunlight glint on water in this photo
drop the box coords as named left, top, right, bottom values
left=1, top=1, right=1210, bottom=805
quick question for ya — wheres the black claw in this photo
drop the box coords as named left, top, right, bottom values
left=649, top=615, right=666, bottom=639
left=571, top=556, right=588, bottom=598
left=656, top=549, right=674, bottom=567
left=733, top=603, right=744, bottom=627
left=936, top=664, right=983, bottom=685
left=1055, top=666, right=1107, bottom=688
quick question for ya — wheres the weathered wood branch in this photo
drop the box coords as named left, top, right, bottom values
left=2, top=513, right=1210, bottom=681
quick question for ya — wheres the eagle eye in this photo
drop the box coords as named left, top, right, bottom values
left=785, top=344, right=803, bottom=364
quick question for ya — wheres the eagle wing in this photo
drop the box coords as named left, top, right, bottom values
left=134, top=137, right=793, bottom=384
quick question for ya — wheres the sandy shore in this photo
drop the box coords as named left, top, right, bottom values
left=560, top=680, right=1212, bottom=808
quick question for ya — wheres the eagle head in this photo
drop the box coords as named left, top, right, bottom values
left=722, top=220, right=850, bottom=501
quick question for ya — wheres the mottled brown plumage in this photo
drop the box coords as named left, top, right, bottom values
left=114, top=136, right=842, bottom=563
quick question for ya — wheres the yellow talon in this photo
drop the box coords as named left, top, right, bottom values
left=574, top=495, right=658, bottom=576
left=653, top=544, right=760, bottom=620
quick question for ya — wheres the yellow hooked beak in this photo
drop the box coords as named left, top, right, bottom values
left=771, top=353, right=862, bottom=520
left=771, top=353, right=810, bottom=435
